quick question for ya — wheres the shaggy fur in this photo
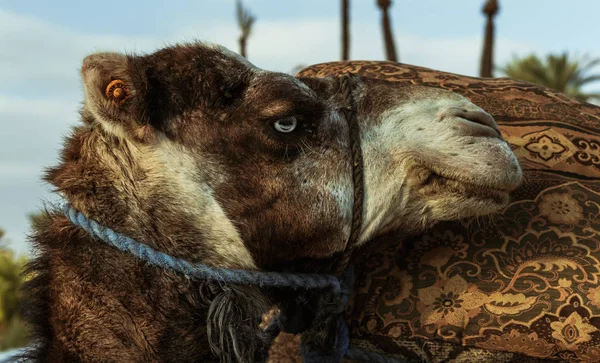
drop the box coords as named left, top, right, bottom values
left=19, top=42, right=521, bottom=362
left=22, top=209, right=272, bottom=363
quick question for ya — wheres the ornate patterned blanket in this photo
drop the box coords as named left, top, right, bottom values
left=268, top=61, right=600, bottom=363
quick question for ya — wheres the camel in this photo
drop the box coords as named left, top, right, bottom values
left=20, top=42, right=522, bottom=362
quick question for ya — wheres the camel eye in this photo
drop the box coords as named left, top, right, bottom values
left=273, top=117, right=297, bottom=133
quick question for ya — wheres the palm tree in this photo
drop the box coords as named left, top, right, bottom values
left=376, top=0, right=398, bottom=62
left=341, top=0, right=350, bottom=60
left=500, top=53, right=600, bottom=102
left=480, top=0, right=499, bottom=77
left=236, top=0, right=256, bottom=59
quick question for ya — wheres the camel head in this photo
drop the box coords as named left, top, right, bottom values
left=71, top=42, right=522, bottom=272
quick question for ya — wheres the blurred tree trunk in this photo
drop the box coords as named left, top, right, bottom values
left=239, top=38, right=247, bottom=59
left=480, top=0, right=499, bottom=77
left=341, top=0, right=350, bottom=60
left=236, top=0, right=256, bottom=59
left=377, top=0, right=398, bottom=62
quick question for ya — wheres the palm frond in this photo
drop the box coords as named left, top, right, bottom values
left=500, top=52, right=600, bottom=102
left=236, top=0, right=256, bottom=37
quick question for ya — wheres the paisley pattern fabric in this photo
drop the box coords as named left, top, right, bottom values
left=267, top=62, right=600, bottom=362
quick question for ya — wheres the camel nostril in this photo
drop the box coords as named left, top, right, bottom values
left=447, top=108, right=501, bottom=137
left=458, top=110, right=496, bottom=128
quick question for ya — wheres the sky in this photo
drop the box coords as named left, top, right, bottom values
left=1, top=0, right=600, bottom=255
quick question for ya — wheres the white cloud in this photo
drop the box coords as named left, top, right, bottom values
left=0, top=9, right=162, bottom=98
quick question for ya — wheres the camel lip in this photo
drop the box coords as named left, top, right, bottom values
left=419, top=171, right=511, bottom=208
left=420, top=169, right=515, bottom=201
left=449, top=174, right=516, bottom=194
left=417, top=152, right=522, bottom=194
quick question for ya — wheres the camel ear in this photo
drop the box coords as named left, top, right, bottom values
left=81, top=52, right=134, bottom=108
left=80, top=52, right=155, bottom=140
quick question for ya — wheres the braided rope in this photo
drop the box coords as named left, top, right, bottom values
left=63, top=204, right=341, bottom=294
left=334, top=74, right=365, bottom=276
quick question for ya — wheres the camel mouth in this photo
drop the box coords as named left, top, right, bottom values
left=420, top=170, right=512, bottom=206
left=413, top=137, right=522, bottom=211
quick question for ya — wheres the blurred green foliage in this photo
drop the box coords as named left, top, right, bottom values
left=0, top=228, right=30, bottom=351
left=501, top=53, right=600, bottom=102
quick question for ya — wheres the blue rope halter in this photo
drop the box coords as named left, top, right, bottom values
left=63, top=203, right=343, bottom=292
left=63, top=204, right=404, bottom=362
